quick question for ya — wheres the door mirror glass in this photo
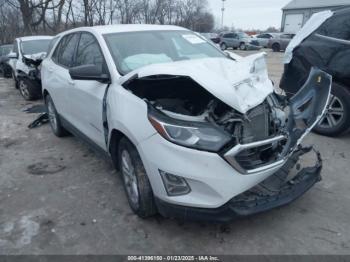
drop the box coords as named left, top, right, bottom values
left=7, top=52, right=18, bottom=59
left=69, top=64, right=110, bottom=83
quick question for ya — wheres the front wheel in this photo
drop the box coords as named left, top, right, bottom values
left=313, top=83, right=350, bottom=136
left=272, top=43, right=280, bottom=52
left=19, top=78, right=40, bottom=101
left=45, top=94, right=69, bottom=137
left=118, top=138, right=156, bottom=218
left=239, top=42, right=246, bottom=50
left=220, top=43, right=227, bottom=51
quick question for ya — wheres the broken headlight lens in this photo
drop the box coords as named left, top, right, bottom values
left=148, top=108, right=231, bottom=152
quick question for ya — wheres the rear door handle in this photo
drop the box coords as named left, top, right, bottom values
left=68, top=80, right=75, bottom=85
left=48, top=67, right=53, bottom=72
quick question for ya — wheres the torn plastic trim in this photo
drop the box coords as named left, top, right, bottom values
left=229, top=146, right=322, bottom=217
left=224, top=135, right=287, bottom=174
left=223, top=67, right=331, bottom=175
left=285, top=67, right=332, bottom=153
left=155, top=146, right=322, bottom=222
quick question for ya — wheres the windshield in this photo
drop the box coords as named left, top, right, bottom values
left=238, top=32, right=249, bottom=38
left=104, top=30, right=226, bottom=75
left=21, top=39, right=51, bottom=55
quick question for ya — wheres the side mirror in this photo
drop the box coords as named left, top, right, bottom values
left=69, top=64, right=110, bottom=84
left=7, top=52, right=18, bottom=59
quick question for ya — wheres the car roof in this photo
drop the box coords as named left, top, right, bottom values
left=61, top=24, right=188, bottom=36
left=17, top=35, right=54, bottom=42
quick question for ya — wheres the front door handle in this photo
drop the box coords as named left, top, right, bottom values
left=68, top=80, right=75, bottom=85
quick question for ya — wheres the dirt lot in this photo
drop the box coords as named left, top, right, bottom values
left=1, top=50, right=350, bottom=255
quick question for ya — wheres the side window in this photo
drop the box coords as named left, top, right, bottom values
left=53, top=33, right=79, bottom=68
left=317, top=14, right=350, bottom=40
left=75, top=33, right=105, bottom=72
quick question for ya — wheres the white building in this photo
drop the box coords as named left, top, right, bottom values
left=281, top=0, right=350, bottom=33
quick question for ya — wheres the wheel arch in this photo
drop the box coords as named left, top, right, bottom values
left=109, top=128, right=134, bottom=170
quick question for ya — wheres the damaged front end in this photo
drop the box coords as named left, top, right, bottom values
left=122, top=55, right=331, bottom=220
left=17, top=53, right=46, bottom=100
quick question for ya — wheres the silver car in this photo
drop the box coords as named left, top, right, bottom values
left=254, top=33, right=280, bottom=48
left=268, top=33, right=295, bottom=52
left=219, top=32, right=254, bottom=50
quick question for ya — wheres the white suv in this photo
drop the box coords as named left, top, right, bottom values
left=8, top=36, right=53, bottom=100
left=41, top=25, right=331, bottom=222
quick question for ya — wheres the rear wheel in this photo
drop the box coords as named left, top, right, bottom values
left=117, top=138, right=156, bottom=218
left=272, top=43, right=280, bottom=52
left=313, top=83, right=350, bottom=136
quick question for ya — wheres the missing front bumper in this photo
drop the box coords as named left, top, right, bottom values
left=155, top=146, right=322, bottom=222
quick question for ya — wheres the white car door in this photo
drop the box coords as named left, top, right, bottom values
left=42, top=33, right=81, bottom=120
left=66, top=32, right=109, bottom=150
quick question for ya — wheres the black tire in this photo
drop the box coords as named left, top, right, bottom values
left=313, top=83, right=350, bottom=137
left=45, top=94, right=69, bottom=137
left=272, top=43, right=280, bottom=52
left=18, top=78, right=40, bottom=101
left=239, top=42, right=246, bottom=50
left=220, top=43, right=227, bottom=51
left=117, top=138, right=156, bottom=218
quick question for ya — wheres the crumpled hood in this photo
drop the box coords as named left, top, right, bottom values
left=120, top=54, right=274, bottom=114
left=23, top=52, right=47, bottom=61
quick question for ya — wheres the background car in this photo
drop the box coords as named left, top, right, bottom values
left=268, top=33, right=295, bottom=52
left=254, top=33, right=280, bottom=48
left=8, top=35, right=53, bottom=100
left=0, top=44, right=13, bottom=78
left=219, top=31, right=258, bottom=50
left=280, top=8, right=350, bottom=136
left=201, top=33, right=220, bottom=44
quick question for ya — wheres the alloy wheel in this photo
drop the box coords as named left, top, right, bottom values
left=121, top=150, right=139, bottom=208
left=47, top=99, right=58, bottom=132
left=19, top=80, right=30, bottom=99
left=239, top=43, right=246, bottom=50
left=318, top=94, right=345, bottom=129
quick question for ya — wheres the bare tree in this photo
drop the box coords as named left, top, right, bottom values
left=0, top=0, right=215, bottom=45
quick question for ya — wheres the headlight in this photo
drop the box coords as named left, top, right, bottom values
left=148, top=107, right=231, bottom=152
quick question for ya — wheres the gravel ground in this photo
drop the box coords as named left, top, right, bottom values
left=0, top=49, right=350, bottom=255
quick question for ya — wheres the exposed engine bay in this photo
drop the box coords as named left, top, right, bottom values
left=124, top=74, right=287, bottom=145
left=123, top=65, right=331, bottom=174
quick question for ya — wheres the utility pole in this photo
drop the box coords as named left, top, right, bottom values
left=221, top=0, right=226, bottom=29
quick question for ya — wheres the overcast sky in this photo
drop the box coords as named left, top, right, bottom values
left=208, top=0, right=292, bottom=30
